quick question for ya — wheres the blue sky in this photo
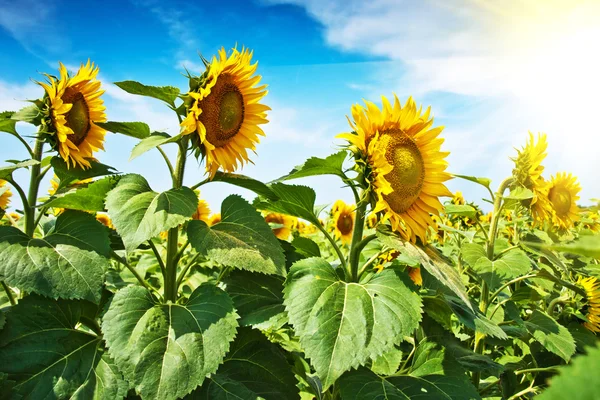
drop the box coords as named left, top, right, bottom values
left=1, top=0, right=599, bottom=213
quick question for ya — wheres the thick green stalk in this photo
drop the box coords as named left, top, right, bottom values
left=164, top=139, right=188, bottom=302
left=348, top=200, right=367, bottom=282
left=473, top=176, right=513, bottom=388
left=25, top=137, right=44, bottom=236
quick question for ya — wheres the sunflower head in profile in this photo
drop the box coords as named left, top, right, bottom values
left=366, top=212, right=378, bottom=229
left=451, top=191, right=465, bottom=205
left=0, top=180, right=12, bottom=211
left=96, top=213, right=113, bottom=229
left=265, top=212, right=294, bottom=240
left=547, top=172, right=580, bottom=230
left=511, top=132, right=552, bottom=227
left=338, top=95, right=452, bottom=243
left=192, top=192, right=211, bottom=223
left=331, top=200, right=355, bottom=244
left=578, top=276, right=600, bottom=334
left=38, top=61, right=106, bottom=169
left=181, top=47, right=270, bottom=178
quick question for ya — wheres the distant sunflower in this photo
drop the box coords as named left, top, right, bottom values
left=366, top=212, right=378, bottom=229
left=580, top=211, right=600, bottom=233
left=208, top=213, right=221, bottom=227
left=547, top=172, right=580, bottom=230
left=192, top=192, right=211, bottom=223
left=339, top=95, right=452, bottom=243
left=512, top=133, right=552, bottom=226
left=265, top=212, right=294, bottom=240
left=332, top=200, right=355, bottom=244
left=181, top=47, right=269, bottom=178
left=407, top=267, right=422, bottom=286
left=578, top=276, right=600, bottom=334
left=96, top=213, right=113, bottom=229
left=0, top=180, right=12, bottom=210
left=451, top=191, right=465, bottom=205
left=38, top=61, right=106, bottom=169
left=479, top=212, right=492, bottom=224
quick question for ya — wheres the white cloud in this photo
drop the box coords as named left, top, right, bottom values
left=266, top=0, right=600, bottom=204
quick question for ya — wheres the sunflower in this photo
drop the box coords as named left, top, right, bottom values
left=579, top=211, right=600, bottom=233
left=208, top=213, right=221, bottom=227
left=192, top=192, right=211, bottom=223
left=96, top=213, right=113, bottom=229
left=331, top=200, right=355, bottom=244
left=480, top=212, right=492, bottom=224
left=7, top=212, right=20, bottom=221
left=407, top=267, right=422, bottom=286
left=265, top=212, right=294, bottom=240
left=511, top=133, right=552, bottom=227
left=339, top=95, right=452, bottom=243
left=366, top=212, right=378, bottom=229
left=547, top=172, right=580, bottom=230
left=181, top=47, right=269, bottom=178
left=578, top=276, right=600, bottom=334
left=0, top=180, right=12, bottom=210
left=38, top=61, right=106, bottom=169
left=451, top=191, right=465, bottom=205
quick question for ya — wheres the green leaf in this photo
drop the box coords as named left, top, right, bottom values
left=444, top=204, right=477, bottom=218
left=210, top=171, right=277, bottom=200
left=537, top=344, right=600, bottom=400
left=114, top=80, right=180, bottom=105
left=338, top=368, right=481, bottom=400
left=461, top=242, right=487, bottom=267
left=378, top=226, right=473, bottom=312
left=525, top=310, right=576, bottom=362
left=191, top=328, right=299, bottom=400
left=188, top=195, right=286, bottom=275
left=106, top=174, right=197, bottom=252
left=51, top=157, right=117, bottom=186
left=445, top=296, right=508, bottom=339
left=0, top=111, right=18, bottom=135
left=272, top=150, right=348, bottom=182
left=0, top=295, right=127, bottom=399
left=0, top=159, right=40, bottom=180
left=255, top=183, right=319, bottom=225
left=130, top=132, right=172, bottom=160
left=284, top=258, right=422, bottom=389
left=96, top=121, right=151, bottom=139
left=453, top=174, right=492, bottom=190
left=102, top=284, right=239, bottom=400
left=291, top=236, right=321, bottom=258
left=472, top=248, right=531, bottom=290
left=548, top=235, right=600, bottom=259
left=371, top=346, right=403, bottom=376
left=44, top=176, right=120, bottom=212
left=410, top=340, right=465, bottom=378
left=11, top=104, right=41, bottom=124
left=224, top=270, right=286, bottom=328
left=0, top=210, right=109, bottom=302
left=505, top=186, right=534, bottom=200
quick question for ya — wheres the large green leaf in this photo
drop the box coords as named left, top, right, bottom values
left=370, top=346, right=403, bottom=376
left=106, top=174, right=197, bottom=252
left=444, top=204, right=477, bottom=218
left=378, top=226, right=473, bottom=312
left=472, top=248, right=531, bottom=290
left=0, top=111, right=18, bottom=135
left=188, top=195, right=286, bottom=275
left=255, top=183, right=320, bottom=225
left=130, top=131, right=173, bottom=160
left=0, top=159, right=40, bottom=180
left=51, top=157, right=117, bottom=187
left=102, top=284, right=239, bottom=400
left=0, top=210, right=109, bottom=302
left=96, top=121, right=150, bottom=139
left=460, top=242, right=487, bottom=267
left=190, top=328, right=299, bottom=400
left=0, top=295, right=127, bottom=399
left=210, top=171, right=277, bottom=200
left=525, top=311, right=576, bottom=362
left=272, top=150, right=348, bottom=182
left=44, top=176, right=120, bottom=212
left=284, top=258, right=422, bottom=389
left=114, top=80, right=180, bottom=106
left=548, top=234, right=600, bottom=259
left=224, top=270, right=286, bottom=328
left=338, top=368, right=481, bottom=400
left=453, top=174, right=492, bottom=190
left=445, top=296, right=508, bottom=339
left=410, top=340, right=465, bottom=378
left=537, top=344, right=600, bottom=400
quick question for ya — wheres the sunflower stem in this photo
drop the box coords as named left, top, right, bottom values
left=25, top=136, right=44, bottom=237
left=1, top=281, right=16, bottom=306
left=473, top=176, right=513, bottom=389
left=164, top=138, right=188, bottom=302
left=349, top=199, right=367, bottom=282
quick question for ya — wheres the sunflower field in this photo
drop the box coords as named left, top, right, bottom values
left=0, top=48, right=599, bottom=400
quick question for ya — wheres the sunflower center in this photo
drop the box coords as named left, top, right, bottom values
left=381, top=129, right=425, bottom=214
left=549, top=186, right=571, bottom=217
left=62, top=89, right=91, bottom=146
left=336, top=213, right=354, bottom=236
left=201, top=74, right=245, bottom=148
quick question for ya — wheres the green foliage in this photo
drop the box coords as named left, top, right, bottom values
left=114, top=80, right=180, bottom=106
left=284, top=257, right=422, bottom=389
left=102, top=284, right=239, bottom=400
left=0, top=210, right=109, bottom=302
left=472, top=248, right=531, bottom=290
left=273, top=150, right=348, bottom=182
left=525, top=310, right=576, bottom=362
left=255, top=183, right=320, bottom=225
left=45, top=175, right=120, bottom=212
left=106, top=174, right=197, bottom=252
left=188, top=195, right=286, bottom=275
left=51, top=156, right=117, bottom=187
left=130, top=132, right=174, bottom=160
left=0, top=159, right=40, bottom=180
left=96, top=121, right=151, bottom=139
